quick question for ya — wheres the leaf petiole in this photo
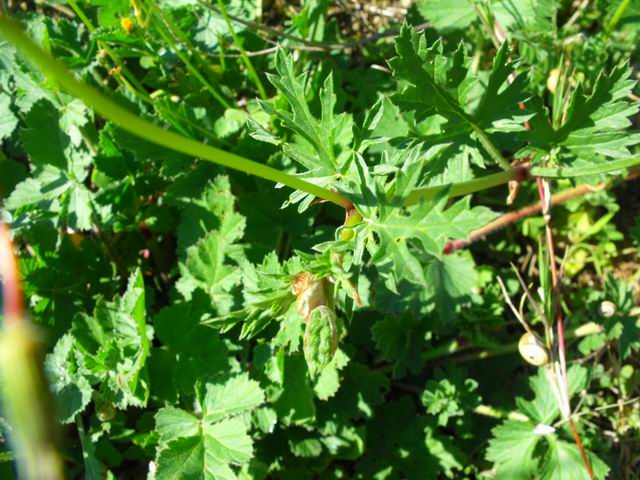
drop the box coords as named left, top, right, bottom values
left=406, top=157, right=640, bottom=206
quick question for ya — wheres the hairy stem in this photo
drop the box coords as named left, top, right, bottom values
left=2, top=16, right=639, bottom=213
left=442, top=181, right=608, bottom=254
left=530, top=156, right=640, bottom=177
left=406, top=166, right=530, bottom=206
left=471, top=123, right=513, bottom=171
left=0, top=15, right=352, bottom=209
left=406, top=157, right=640, bottom=207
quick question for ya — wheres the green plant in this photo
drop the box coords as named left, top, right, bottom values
left=0, top=1, right=639, bottom=479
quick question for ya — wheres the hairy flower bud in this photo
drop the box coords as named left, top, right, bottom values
left=340, top=209, right=363, bottom=241
left=303, top=306, right=338, bottom=377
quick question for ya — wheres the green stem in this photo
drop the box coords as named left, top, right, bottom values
left=378, top=321, right=602, bottom=374
left=66, top=0, right=95, bottom=32
left=146, top=0, right=231, bottom=109
left=530, top=156, right=640, bottom=177
left=147, top=0, right=226, bottom=83
left=0, top=16, right=351, bottom=209
left=67, top=0, right=150, bottom=99
left=405, top=167, right=527, bottom=206
left=606, top=0, right=631, bottom=34
left=406, top=156, right=640, bottom=206
left=149, top=12, right=231, bottom=109
left=472, top=124, right=512, bottom=171
left=474, top=404, right=529, bottom=422
left=422, top=338, right=462, bottom=362
left=216, top=0, right=267, bottom=99
left=3, top=16, right=638, bottom=209
left=68, top=0, right=221, bottom=137
left=454, top=321, right=602, bottom=364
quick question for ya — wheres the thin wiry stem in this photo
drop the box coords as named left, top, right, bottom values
left=216, top=0, right=267, bottom=99
left=145, top=0, right=231, bottom=108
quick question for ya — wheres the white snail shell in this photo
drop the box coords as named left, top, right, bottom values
left=598, top=301, right=616, bottom=318
left=518, top=332, right=549, bottom=366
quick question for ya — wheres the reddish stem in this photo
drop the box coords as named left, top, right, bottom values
left=0, top=221, right=24, bottom=326
left=535, top=176, right=593, bottom=479
left=442, top=182, right=607, bottom=255
left=569, top=419, right=595, bottom=478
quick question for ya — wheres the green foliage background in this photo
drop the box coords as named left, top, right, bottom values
left=0, top=0, right=639, bottom=478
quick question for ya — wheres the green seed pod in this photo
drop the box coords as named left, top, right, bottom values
left=303, top=306, right=338, bottom=378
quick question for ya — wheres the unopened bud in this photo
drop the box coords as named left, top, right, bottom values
left=121, top=17, right=135, bottom=34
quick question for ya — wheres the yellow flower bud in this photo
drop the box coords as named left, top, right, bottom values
left=121, top=17, right=135, bottom=34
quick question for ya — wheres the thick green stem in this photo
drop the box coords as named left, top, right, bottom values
left=0, top=16, right=352, bottom=209
left=405, top=166, right=528, bottom=206
left=2, top=16, right=638, bottom=210
left=406, top=157, right=640, bottom=206
left=530, top=156, right=640, bottom=177
left=606, top=0, right=631, bottom=34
